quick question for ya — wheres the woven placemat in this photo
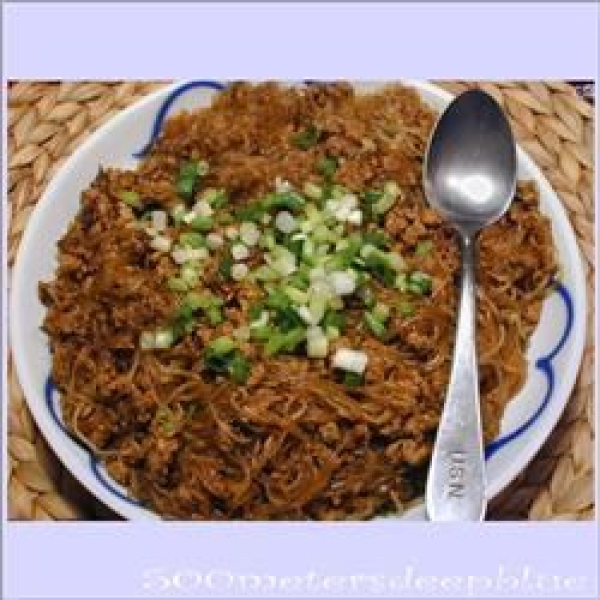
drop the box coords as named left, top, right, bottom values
left=6, top=81, right=595, bottom=520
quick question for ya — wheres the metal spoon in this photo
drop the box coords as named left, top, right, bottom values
left=423, top=90, right=517, bottom=521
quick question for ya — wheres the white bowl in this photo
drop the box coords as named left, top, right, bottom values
left=10, top=81, right=587, bottom=520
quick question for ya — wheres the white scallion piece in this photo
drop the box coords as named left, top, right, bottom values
left=171, top=247, right=191, bottom=264
left=306, top=325, right=324, bottom=340
left=151, top=210, right=168, bottom=232
left=150, top=235, right=172, bottom=253
left=308, top=296, right=327, bottom=324
left=316, top=244, right=330, bottom=256
left=140, top=331, right=156, bottom=350
left=309, top=266, right=326, bottom=281
left=329, top=271, right=356, bottom=296
left=267, top=247, right=297, bottom=276
left=239, top=222, right=260, bottom=246
left=171, top=204, right=186, bottom=221
left=309, top=277, right=335, bottom=301
left=275, top=211, right=297, bottom=234
left=285, top=286, right=308, bottom=305
left=182, top=211, right=197, bottom=225
left=192, top=199, right=214, bottom=218
left=332, top=348, right=368, bottom=374
left=347, top=209, right=363, bottom=225
left=231, top=263, right=249, bottom=281
left=206, top=233, right=224, bottom=249
left=154, top=329, right=175, bottom=349
left=324, top=199, right=340, bottom=215
left=187, top=247, right=209, bottom=261
left=307, top=331, right=329, bottom=358
left=360, top=244, right=378, bottom=259
left=197, top=160, right=210, bottom=176
left=231, top=243, right=250, bottom=261
left=296, top=305, right=314, bottom=325
left=303, top=182, right=323, bottom=200
left=275, top=176, right=292, bottom=193
left=388, top=252, right=406, bottom=272
left=302, top=238, right=315, bottom=258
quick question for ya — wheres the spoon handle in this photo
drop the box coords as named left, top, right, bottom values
left=426, top=234, right=487, bottom=521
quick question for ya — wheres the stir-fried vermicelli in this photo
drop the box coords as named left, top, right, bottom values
left=39, top=83, right=557, bottom=519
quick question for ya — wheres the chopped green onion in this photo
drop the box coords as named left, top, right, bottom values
left=177, top=161, right=204, bottom=200
left=317, top=156, right=339, bottom=179
left=155, top=405, right=178, bottom=435
left=395, top=272, right=408, bottom=292
left=266, top=289, right=292, bottom=311
left=228, top=352, right=251, bottom=383
left=253, top=265, right=278, bottom=281
left=284, top=285, right=308, bottom=305
left=360, top=189, right=384, bottom=204
left=363, top=249, right=396, bottom=286
left=250, top=324, right=273, bottom=341
left=303, top=182, right=323, bottom=200
left=179, top=232, right=206, bottom=248
left=398, top=301, right=416, bottom=318
left=218, top=255, right=233, bottom=280
left=259, top=231, right=277, bottom=250
left=407, top=271, right=432, bottom=295
left=415, top=240, right=433, bottom=256
left=357, top=285, right=376, bottom=308
left=171, top=204, right=187, bottom=225
left=362, top=230, right=391, bottom=249
left=117, top=190, right=141, bottom=208
left=178, top=292, right=224, bottom=326
left=291, top=124, right=321, bottom=150
left=263, top=191, right=306, bottom=212
left=206, top=336, right=236, bottom=357
left=190, top=215, right=214, bottom=232
left=181, top=263, right=200, bottom=286
left=364, top=311, right=387, bottom=339
left=264, top=327, right=306, bottom=356
left=248, top=303, right=266, bottom=322
left=236, top=202, right=266, bottom=223
left=217, top=212, right=235, bottom=226
left=202, top=188, right=228, bottom=209
left=373, top=302, right=390, bottom=322
left=203, top=339, right=250, bottom=384
left=325, top=326, right=340, bottom=340
left=343, top=372, right=363, bottom=388
left=167, top=277, right=189, bottom=292
left=187, top=291, right=221, bottom=311
left=372, top=181, right=399, bottom=215
left=322, top=310, right=346, bottom=332
left=286, top=272, right=310, bottom=291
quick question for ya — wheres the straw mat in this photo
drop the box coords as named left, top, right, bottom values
left=6, top=81, right=594, bottom=520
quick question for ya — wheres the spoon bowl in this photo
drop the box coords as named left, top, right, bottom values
left=424, top=90, right=517, bottom=234
left=423, top=90, right=517, bottom=521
